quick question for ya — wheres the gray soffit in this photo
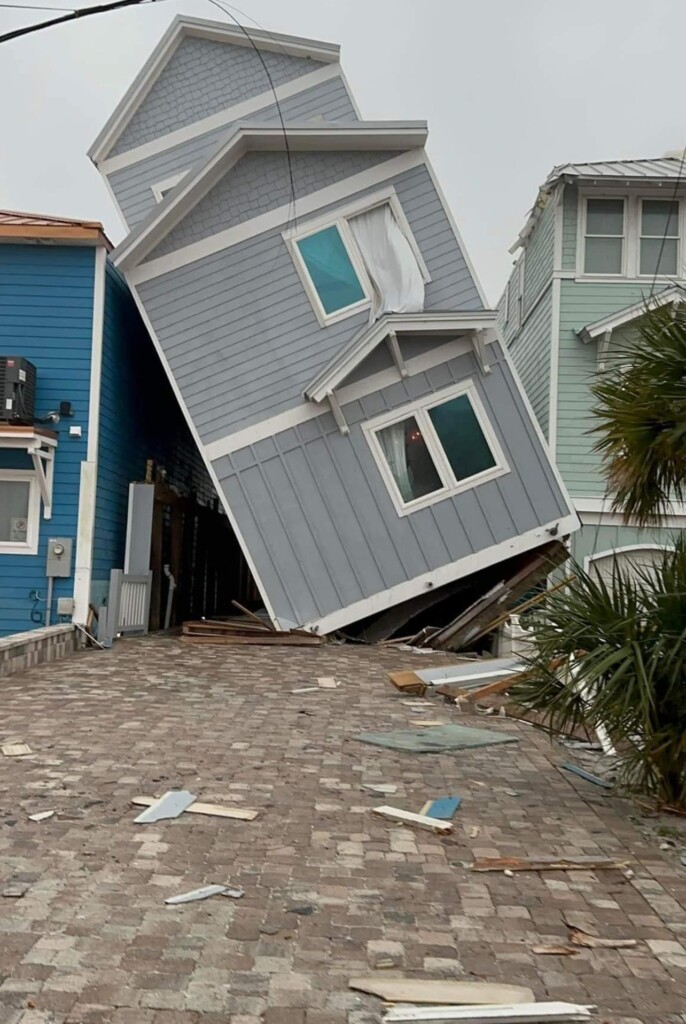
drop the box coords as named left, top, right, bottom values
left=89, top=14, right=341, bottom=164
left=112, top=120, right=429, bottom=271
left=305, top=311, right=497, bottom=403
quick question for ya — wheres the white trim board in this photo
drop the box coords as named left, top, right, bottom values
left=99, top=64, right=344, bottom=174
left=73, top=246, right=107, bottom=624
left=126, top=280, right=281, bottom=628
left=125, top=150, right=428, bottom=283
left=303, top=513, right=579, bottom=634
left=578, top=511, right=686, bottom=529
left=575, top=496, right=686, bottom=515
left=89, top=14, right=341, bottom=164
left=203, top=335, right=494, bottom=461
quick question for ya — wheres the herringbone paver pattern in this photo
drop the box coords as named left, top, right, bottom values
left=1, top=635, right=686, bottom=1024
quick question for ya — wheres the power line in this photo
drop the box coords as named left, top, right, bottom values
left=0, top=0, right=157, bottom=44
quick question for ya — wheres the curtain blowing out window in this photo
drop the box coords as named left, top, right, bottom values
left=349, top=204, right=425, bottom=320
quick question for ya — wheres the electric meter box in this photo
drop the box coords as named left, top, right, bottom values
left=46, top=537, right=73, bottom=578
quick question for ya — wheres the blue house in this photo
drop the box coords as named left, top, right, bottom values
left=0, top=209, right=217, bottom=637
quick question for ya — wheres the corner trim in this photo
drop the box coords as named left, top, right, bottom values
left=73, top=246, right=107, bottom=624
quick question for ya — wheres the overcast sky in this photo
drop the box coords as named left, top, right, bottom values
left=1, top=0, right=685, bottom=303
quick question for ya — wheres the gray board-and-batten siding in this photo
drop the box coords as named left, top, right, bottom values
left=108, top=75, right=358, bottom=229
left=136, top=159, right=484, bottom=443
left=211, top=344, right=571, bottom=629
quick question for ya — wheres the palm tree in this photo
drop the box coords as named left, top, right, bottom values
left=591, top=302, right=686, bottom=525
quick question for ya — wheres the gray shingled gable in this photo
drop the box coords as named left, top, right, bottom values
left=112, top=35, right=327, bottom=157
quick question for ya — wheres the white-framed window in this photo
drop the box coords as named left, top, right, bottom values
left=0, top=470, right=40, bottom=555
left=583, top=197, right=625, bottom=275
left=362, top=380, right=509, bottom=517
left=579, top=193, right=684, bottom=280
left=639, top=198, right=680, bottom=277
left=151, top=171, right=187, bottom=204
left=284, top=186, right=430, bottom=328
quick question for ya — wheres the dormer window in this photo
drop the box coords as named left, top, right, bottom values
left=584, top=198, right=625, bottom=275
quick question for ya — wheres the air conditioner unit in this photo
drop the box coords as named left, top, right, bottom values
left=0, top=356, right=37, bottom=425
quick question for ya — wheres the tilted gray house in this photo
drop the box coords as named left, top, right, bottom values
left=90, top=15, right=578, bottom=633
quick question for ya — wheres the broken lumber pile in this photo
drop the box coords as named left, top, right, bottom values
left=181, top=618, right=324, bottom=646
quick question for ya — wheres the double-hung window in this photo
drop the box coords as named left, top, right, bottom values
left=640, top=199, right=679, bottom=276
left=584, top=198, right=625, bottom=275
left=0, top=470, right=39, bottom=554
left=364, top=382, right=508, bottom=516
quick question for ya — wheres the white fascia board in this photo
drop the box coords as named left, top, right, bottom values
left=204, top=335, right=488, bottom=461
left=303, top=513, right=580, bottom=634
left=577, top=285, right=682, bottom=343
left=123, top=149, right=428, bottom=282
left=89, top=14, right=340, bottom=164
left=99, top=64, right=344, bottom=175
left=305, top=312, right=497, bottom=402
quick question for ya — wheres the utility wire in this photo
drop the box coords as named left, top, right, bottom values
left=0, top=0, right=157, bottom=44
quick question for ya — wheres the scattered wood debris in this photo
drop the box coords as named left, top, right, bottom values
left=348, top=977, right=534, bottom=1004
left=132, top=796, right=258, bottom=821
left=317, top=677, right=339, bottom=689
left=2, top=743, right=32, bottom=756
left=531, top=946, right=579, bottom=956
left=470, top=856, right=629, bottom=873
left=382, top=1002, right=595, bottom=1022
left=165, top=884, right=228, bottom=904
left=568, top=927, right=637, bottom=949
left=401, top=700, right=435, bottom=707
left=291, top=686, right=319, bottom=694
left=182, top=617, right=324, bottom=646
left=362, top=783, right=398, bottom=795
left=220, top=887, right=245, bottom=899
left=2, top=881, right=29, bottom=898
left=388, top=671, right=428, bottom=696
left=133, top=790, right=196, bottom=823
left=559, top=763, right=612, bottom=789
left=28, top=810, right=55, bottom=822
left=372, top=805, right=454, bottom=834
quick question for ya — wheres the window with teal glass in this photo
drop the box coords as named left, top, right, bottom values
left=427, top=394, right=497, bottom=481
left=295, top=225, right=366, bottom=316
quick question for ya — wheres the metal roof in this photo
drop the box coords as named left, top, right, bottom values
left=543, top=156, right=685, bottom=188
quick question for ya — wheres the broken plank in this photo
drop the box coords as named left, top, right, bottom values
left=2, top=743, right=32, bottom=756
left=559, top=763, right=612, bottom=789
left=317, top=677, right=338, bottom=689
left=470, top=856, right=629, bottom=872
left=371, top=805, right=453, bottom=833
left=568, top=927, right=637, bottom=949
left=455, top=676, right=523, bottom=702
left=291, top=686, right=320, bottom=694
left=532, top=946, right=579, bottom=956
left=132, top=796, right=258, bottom=821
left=230, top=599, right=276, bottom=630
left=349, top=977, right=533, bottom=1004
left=133, top=790, right=195, bottom=824
left=388, top=671, right=427, bottom=696
left=28, top=810, right=55, bottom=822
left=165, top=884, right=227, bottom=905
left=362, top=783, right=398, bottom=795
left=382, top=1002, right=594, bottom=1022
left=181, top=632, right=324, bottom=646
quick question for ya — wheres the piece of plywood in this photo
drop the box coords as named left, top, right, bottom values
left=133, top=790, right=196, bottom=823
left=132, top=796, right=258, bottom=821
left=28, top=811, right=55, bottom=822
left=471, top=856, right=629, bottom=873
left=349, top=977, right=534, bottom=1004
left=2, top=743, right=32, bottom=756
left=388, top=671, right=427, bottom=696
left=382, top=1002, right=594, bottom=1022
left=317, top=677, right=338, bottom=689
left=371, top=806, right=453, bottom=833
left=425, top=796, right=462, bottom=820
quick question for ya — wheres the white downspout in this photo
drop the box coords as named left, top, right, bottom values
left=73, top=245, right=107, bottom=624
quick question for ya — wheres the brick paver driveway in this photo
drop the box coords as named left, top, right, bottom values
left=2, top=635, right=686, bottom=1024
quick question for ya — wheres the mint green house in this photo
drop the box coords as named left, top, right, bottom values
left=499, top=156, right=685, bottom=577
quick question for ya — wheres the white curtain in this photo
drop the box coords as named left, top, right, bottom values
left=349, top=204, right=425, bottom=321
left=378, top=422, right=413, bottom=503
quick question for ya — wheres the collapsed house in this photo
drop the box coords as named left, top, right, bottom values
left=89, top=15, right=579, bottom=635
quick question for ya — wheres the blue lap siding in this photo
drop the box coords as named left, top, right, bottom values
left=0, top=244, right=94, bottom=635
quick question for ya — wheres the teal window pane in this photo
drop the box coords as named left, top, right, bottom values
left=296, top=226, right=365, bottom=315
left=428, top=395, right=497, bottom=482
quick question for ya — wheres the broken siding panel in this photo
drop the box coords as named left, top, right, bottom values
left=108, top=76, right=358, bottom=229
left=211, top=347, right=570, bottom=626
left=136, top=163, right=483, bottom=443
left=112, top=36, right=327, bottom=156
left=148, top=149, right=399, bottom=260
